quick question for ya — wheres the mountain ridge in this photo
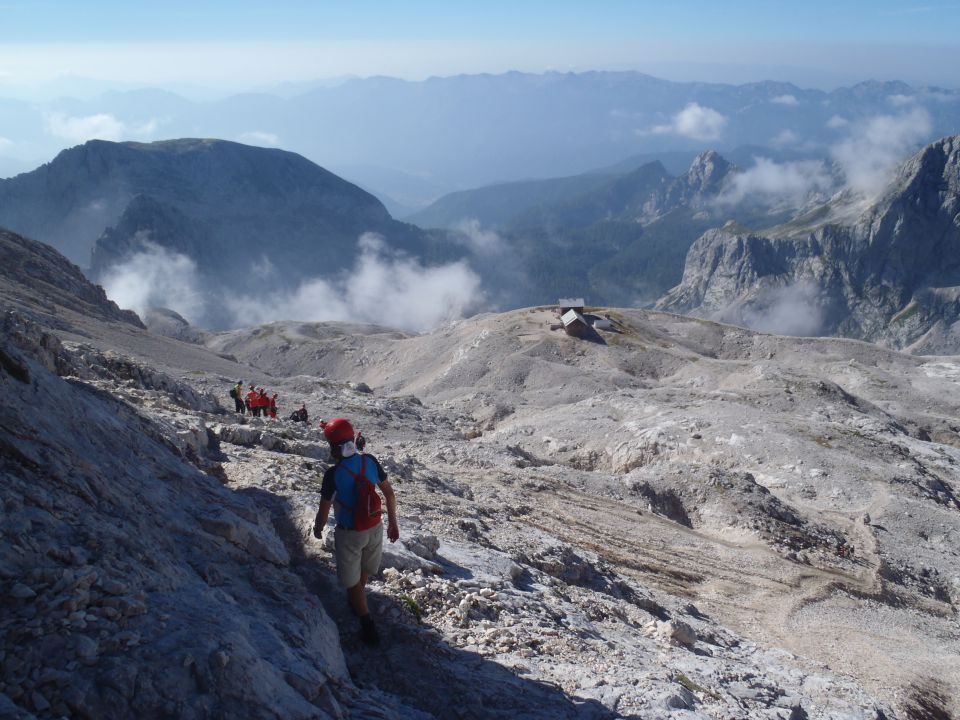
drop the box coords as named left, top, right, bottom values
left=657, top=134, right=960, bottom=352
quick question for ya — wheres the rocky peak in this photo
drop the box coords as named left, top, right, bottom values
left=658, top=134, right=960, bottom=353
left=868, top=135, right=960, bottom=218
left=685, top=150, right=735, bottom=194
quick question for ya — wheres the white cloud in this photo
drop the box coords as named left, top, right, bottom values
left=826, top=115, right=849, bottom=129
left=728, top=281, right=825, bottom=337
left=770, top=129, right=799, bottom=147
left=237, top=131, right=280, bottom=147
left=451, top=219, right=505, bottom=256
left=830, top=107, right=933, bottom=197
left=716, top=157, right=834, bottom=207
left=651, top=103, right=728, bottom=141
left=101, top=238, right=206, bottom=323
left=771, top=94, right=799, bottom=106
left=44, top=112, right=159, bottom=143
left=46, top=113, right=125, bottom=141
left=225, top=233, right=483, bottom=332
left=0, top=136, right=13, bottom=154
left=887, top=94, right=915, bottom=107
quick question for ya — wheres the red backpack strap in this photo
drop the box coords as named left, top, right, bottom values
left=338, top=455, right=367, bottom=483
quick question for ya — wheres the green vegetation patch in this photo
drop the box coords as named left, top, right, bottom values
left=674, top=672, right=721, bottom=700
left=399, top=594, right=423, bottom=622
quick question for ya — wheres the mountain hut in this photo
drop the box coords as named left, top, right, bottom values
left=561, top=309, right=590, bottom=338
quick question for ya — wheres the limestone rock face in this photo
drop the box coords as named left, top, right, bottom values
left=658, top=135, right=960, bottom=353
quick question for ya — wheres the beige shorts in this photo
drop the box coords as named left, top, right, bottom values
left=334, top=523, right=384, bottom=588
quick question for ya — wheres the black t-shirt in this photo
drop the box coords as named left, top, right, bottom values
left=320, top=453, right=388, bottom=501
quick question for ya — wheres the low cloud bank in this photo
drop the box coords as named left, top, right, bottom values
left=101, top=233, right=484, bottom=333
left=716, top=157, right=834, bottom=207
left=226, top=234, right=482, bottom=331
left=721, top=281, right=825, bottom=337
left=100, top=239, right=206, bottom=323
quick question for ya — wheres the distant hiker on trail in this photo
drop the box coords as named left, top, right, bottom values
left=230, top=380, right=245, bottom=414
left=269, top=393, right=278, bottom=419
left=246, top=385, right=260, bottom=416
left=313, top=418, right=399, bottom=646
left=258, top=388, right=269, bottom=417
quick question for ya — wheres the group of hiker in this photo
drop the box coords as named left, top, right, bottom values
left=229, top=381, right=278, bottom=418
left=229, top=381, right=315, bottom=423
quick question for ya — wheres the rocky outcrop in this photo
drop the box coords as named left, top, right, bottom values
left=0, top=228, right=144, bottom=330
left=658, top=135, right=960, bottom=352
left=139, top=307, right=210, bottom=345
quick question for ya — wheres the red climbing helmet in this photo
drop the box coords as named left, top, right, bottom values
left=323, top=418, right=355, bottom=445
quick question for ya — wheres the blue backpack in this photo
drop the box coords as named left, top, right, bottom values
left=338, top=455, right=382, bottom=530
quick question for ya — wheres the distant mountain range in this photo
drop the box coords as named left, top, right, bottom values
left=1, top=71, right=958, bottom=207
left=420, top=150, right=817, bottom=308
left=3, top=131, right=960, bottom=352
left=658, top=135, right=960, bottom=353
left=0, top=139, right=450, bottom=327
left=1, top=138, right=796, bottom=329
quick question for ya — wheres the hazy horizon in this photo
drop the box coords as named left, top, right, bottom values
left=2, top=1, right=960, bottom=97
left=2, top=1, right=960, bottom=205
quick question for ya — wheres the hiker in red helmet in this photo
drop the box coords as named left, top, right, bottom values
left=313, top=418, right=399, bottom=646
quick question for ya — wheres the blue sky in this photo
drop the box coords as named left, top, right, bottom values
left=1, top=1, right=959, bottom=90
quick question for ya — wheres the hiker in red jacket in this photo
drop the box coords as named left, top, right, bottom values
left=269, top=393, right=278, bottom=419
left=246, top=386, right=260, bottom=416
left=258, top=388, right=269, bottom=417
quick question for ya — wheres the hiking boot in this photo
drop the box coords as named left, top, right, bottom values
left=359, top=615, right=379, bottom=646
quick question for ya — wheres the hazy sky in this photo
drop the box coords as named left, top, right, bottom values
left=1, top=0, right=959, bottom=93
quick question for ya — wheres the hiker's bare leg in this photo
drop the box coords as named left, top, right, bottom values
left=347, top=572, right=369, bottom=616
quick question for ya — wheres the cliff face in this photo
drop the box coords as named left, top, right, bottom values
left=658, top=136, right=960, bottom=353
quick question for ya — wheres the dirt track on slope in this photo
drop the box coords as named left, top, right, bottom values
left=508, top=483, right=958, bottom=715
